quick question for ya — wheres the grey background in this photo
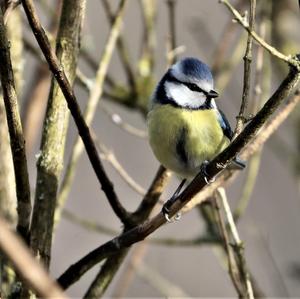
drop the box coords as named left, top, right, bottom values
left=22, top=0, right=300, bottom=297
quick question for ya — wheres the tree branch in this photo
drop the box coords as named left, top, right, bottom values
left=29, top=0, right=86, bottom=268
left=57, top=63, right=300, bottom=289
left=0, top=6, right=31, bottom=241
left=0, top=216, right=68, bottom=299
left=20, top=0, right=129, bottom=224
left=234, top=0, right=256, bottom=136
left=220, top=0, right=300, bottom=69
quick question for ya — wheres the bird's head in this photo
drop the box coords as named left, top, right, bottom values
left=153, top=57, right=219, bottom=109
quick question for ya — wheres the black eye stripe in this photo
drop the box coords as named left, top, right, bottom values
left=166, top=73, right=208, bottom=95
left=184, top=82, right=206, bottom=94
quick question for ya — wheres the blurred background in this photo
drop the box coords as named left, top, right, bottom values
left=1, top=0, right=300, bottom=297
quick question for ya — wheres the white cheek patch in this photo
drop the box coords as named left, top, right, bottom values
left=165, top=81, right=206, bottom=109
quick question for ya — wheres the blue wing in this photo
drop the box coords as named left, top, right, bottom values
left=216, top=109, right=233, bottom=140
left=217, top=109, right=246, bottom=169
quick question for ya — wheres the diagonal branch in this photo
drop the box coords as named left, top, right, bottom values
left=57, top=62, right=300, bottom=289
left=0, top=216, right=68, bottom=299
left=20, top=0, right=129, bottom=224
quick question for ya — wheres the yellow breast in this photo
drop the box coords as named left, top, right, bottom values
left=147, top=104, right=230, bottom=178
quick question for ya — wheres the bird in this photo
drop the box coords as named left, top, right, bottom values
left=147, top=57, right=245, bottom=221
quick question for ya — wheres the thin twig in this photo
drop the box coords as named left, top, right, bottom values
left=212, top=0, right=246, bottom=74
left=234, top=0, right=256, bottom=136
left=215, top=32, right=247, bottom=92
left=217, top=188, right=254, bottom=299
left=212, top=194, right=244, bottom=297
left=3, top=0, right=21, bottom=24
left=166, top=0, right=177, bottom=65
left=136, top=261, right=190, bottom=297
left=220, top=0, right=300, bottom=69
left=0, top=7, right=31, bottom=241
left=57, top=66, right=300, bottom=289
left=101, top=105, right=147, bottom=139
left=95, top=138, right=146, bottom=196
left=138, top=0, right=156, bottom=76
left=101, top=0, right=136, bottom=91
left=55, top=0, right=130, bottom=227
left=63, top=207, right=220, bottom=247
left=234, top=8, right=269, bottom=221
left=0, top=216, right=68, bottom=299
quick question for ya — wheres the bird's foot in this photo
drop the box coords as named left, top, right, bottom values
left=200, top=160, right=215, bottom=184
left=162, top=200, right=181, bottom=222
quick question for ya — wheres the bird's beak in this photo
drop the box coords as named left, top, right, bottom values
left=207, top=89, right=219, bottom=98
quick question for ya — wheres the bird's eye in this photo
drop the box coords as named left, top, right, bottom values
left=186, top=83, right=202, bottom=93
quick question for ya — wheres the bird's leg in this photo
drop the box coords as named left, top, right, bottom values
left=162, top=178, right=186, bottom=222
left=200, top=160, right=215, bottom=184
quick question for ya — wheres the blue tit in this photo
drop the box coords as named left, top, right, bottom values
left=147, top=57, right=245, bottom=219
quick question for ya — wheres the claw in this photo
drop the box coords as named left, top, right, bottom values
left=162, top=203, right=181, bottom=222
left=201, top=160, right=215, bottom=184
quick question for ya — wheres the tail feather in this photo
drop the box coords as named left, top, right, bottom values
left=228, top=157, right=246, bottom=170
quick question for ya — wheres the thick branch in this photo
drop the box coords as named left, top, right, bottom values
left=0, top=6, right=31, bottom=240
left=29, top=0, right=86, bottom=268
left=57, top=63, right=300, bottom=289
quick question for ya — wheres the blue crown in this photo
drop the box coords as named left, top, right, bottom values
left=179, top=57, right=213, bottom=82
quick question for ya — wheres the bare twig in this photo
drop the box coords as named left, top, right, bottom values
left=166, top=0, right=177, bottom=65
left=101, top=105, right=147, bottom=138
left=20, top=0, right=129, bottom=224
left=139, top=0, right=156, bottom=76
left=55, top=0, right=129, bottom=227
left=101, top=0, right=136, bottom=91
left=96, top=139, right=146, bottom=196
left=212, top=195, right=244, bottom=297
left=63, top=209, right=118, bottom=236
left=29, top=0, right=86, bottom=268
left=57, top=66, right=300, bottom=289
left=3, top=0, right=20, bottom=24
left=0, top=7, right=31, bottom=241
left=220, top=0, right=300, bottom=69
left=217, top=188, right=254, bottom=299
left=0, top=216, right=68, bottom=299
left=212, top=0, right=246, bottom=73
left=234, top=8, right=270, bottom=221
left=83, top=250, right=128, bottom=298
left=136, top=262, right=189, bottom=297
left=234, top=0, right=256, bottom=136
left=63, top=208, right=220, bottom=247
